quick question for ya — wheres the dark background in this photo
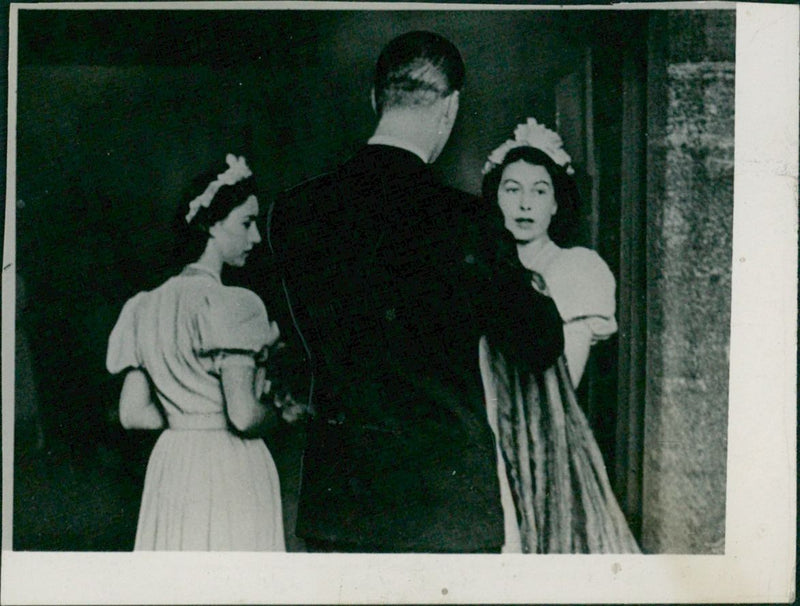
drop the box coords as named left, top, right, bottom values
left=11, top=8, right=643, bottom=551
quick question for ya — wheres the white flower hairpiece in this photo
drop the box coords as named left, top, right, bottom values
left=185, top=154, right=253, bottom=224
left=482, top=117, right=575, bottom=176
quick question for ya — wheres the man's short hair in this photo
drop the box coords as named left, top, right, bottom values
left=373, top=31, right=465, bottom=116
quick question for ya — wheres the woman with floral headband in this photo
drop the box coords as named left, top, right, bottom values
left=106, top=154, right=287, bottom=551
left=480, top=119, right=640, bottom=553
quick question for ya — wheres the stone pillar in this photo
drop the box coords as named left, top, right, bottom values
left=642, top=11, right=735, bottom=553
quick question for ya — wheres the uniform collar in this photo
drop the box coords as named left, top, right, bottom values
left=367, top=134, right=429, bottom=164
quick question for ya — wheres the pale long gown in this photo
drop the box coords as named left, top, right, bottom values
left=107, top=264, right=285, bottom=551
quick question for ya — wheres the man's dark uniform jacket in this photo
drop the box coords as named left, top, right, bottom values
left=267, top=144, right=563, bottom=552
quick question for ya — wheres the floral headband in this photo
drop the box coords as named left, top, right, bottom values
left=482, top=117, right=575, bottom=176
left=185, top=154, right=253, bottom=224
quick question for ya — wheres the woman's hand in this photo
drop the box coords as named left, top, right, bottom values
left=254, top=364, right=272, bottom=400
left=255, top=339, right=312, bottom=424
left=265, top=319, right=281, bottom=348
left=273, top=391, right=313, bottom=424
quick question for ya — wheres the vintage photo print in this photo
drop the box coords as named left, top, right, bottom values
left=2, top=1, right=797, bottom=603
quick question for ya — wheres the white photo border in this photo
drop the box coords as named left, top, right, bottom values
left=1, top=2, right=797, bottom=604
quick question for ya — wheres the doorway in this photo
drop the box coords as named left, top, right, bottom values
left=550, top=12, right=649, bottom=539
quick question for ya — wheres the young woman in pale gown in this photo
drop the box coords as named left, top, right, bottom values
left=480, top=119, right=640, bottom=553
left=106, top=154, right=286, bottom=551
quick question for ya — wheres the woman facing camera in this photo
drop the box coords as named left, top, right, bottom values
left=480, top=119, right=639, bottom=553
left=106, top=154, right=286, bottom=551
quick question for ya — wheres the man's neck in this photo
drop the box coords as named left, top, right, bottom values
left=370, top=110, right=439, bottom=164
left=367, top=134, right=429, bottom=164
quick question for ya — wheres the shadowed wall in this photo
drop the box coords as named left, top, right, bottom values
left=16, top=9, right=582, bottom=439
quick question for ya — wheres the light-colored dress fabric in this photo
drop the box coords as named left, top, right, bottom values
left=482, top=240, right=636, bottom=553
left=107, top=265, right=285, bottom=551
left=517, top=240, right=617, bottom=374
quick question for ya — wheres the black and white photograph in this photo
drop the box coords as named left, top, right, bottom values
left=1, top=2, right=796, bottom=603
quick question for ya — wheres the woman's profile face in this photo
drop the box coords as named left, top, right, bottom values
left=497, top=160, right=557, bottom=244
left=209, top=195, right=261, bottom=267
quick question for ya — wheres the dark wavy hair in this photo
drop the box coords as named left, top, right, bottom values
left=481, top=146, right=580, bottom=247
left=172, top=158, right=259, bottom=268
left=373, top=31, right=465, bottom=116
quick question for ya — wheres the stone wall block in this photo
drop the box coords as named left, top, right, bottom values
left=642, top=13, right=734, bottom=553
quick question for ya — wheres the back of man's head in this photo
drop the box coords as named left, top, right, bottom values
left=373, top=31, right=465, bottom=116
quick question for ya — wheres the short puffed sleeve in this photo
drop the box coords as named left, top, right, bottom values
left=545, top=247, right=618, bottom=342
left=195, top=286, right=272, bottom=373
left=106, top=292, right=145, bottom=374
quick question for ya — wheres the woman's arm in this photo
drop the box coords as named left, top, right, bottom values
left=563, top=321, right=593, bottom=388
left=220, top=363, right=274, bottom=433
left=119, top=369, right=165, bottom=430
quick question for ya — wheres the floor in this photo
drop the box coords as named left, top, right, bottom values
left=12, top=421, right=308, bottom=552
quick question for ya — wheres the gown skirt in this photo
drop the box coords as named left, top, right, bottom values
left=134, top=429, right=285, bottom=551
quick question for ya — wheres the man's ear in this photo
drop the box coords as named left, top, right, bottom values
left=437, top=91, right=459, bottom=132
left=444, top=90, right=460, bottom=120
left=370, top=88, right=377, bottom=114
